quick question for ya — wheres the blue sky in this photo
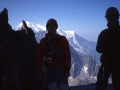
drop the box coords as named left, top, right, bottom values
left=0, top=0, right=120, bottom=42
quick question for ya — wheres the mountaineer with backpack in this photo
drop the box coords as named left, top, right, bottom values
left=37, top=18, right=71, bottom=90
left=96, top=7, right=120, bottom=90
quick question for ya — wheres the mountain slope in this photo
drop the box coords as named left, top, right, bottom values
left=15, top=21, right=101, bottom=86
left=16, top=21, right=100, bottom=61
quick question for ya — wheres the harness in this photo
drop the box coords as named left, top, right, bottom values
left=41, top=35, right=65, bottom=90
left=42, top=34, right=64, bottom=68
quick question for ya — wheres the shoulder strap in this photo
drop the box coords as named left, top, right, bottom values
left=44, top=35, right=65, bottom=76
left=54, top=35, right=61, bottom=48
left=44, top=37, right=60, bottom=60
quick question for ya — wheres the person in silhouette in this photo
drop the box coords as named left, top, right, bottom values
left=37, top=18, right=71, bottom=90
left=96, top=7, right=120, bottom=90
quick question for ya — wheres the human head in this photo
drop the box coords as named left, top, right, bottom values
left=105, top=7, right=119, bottom=23
left=46, top=18, right=58, bottom=34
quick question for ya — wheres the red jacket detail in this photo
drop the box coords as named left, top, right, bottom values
left=37, top=33, right=71, bottom=72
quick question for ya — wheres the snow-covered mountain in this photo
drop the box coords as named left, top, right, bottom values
left=15, top=21, right=101, bottom=86
left=16, top=21, right=100, bottom=61
left=57, top=29, right=101, bottom=61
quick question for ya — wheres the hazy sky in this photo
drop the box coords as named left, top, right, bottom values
left=0, top=0, right=120, bottom=42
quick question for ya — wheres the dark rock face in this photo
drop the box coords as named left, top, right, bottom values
left=16, top=27, right=39, bottom=90
left=0, top=27, right=40, bottom=90
left=0, top=8, right=40, bottom=90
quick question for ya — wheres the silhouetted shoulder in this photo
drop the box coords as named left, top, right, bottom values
left=39, top=38, right=45, bottom=44
left=96, top=29, right=109, bottom=53
left=99, top=29, right=108, bottom=37
left=60, top=35, right=68, bottom=42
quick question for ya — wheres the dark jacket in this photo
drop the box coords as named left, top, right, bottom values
left=96, top=24, right=120, bottom=64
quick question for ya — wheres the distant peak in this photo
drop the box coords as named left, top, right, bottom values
left=16, top=21, right=46, bottom=31
left=64, top=31, right=75, bottom=35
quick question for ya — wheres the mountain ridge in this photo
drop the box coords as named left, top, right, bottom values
left=15, top=21, right=101, bottom=86
left=15, top=21, right=100, bottom=61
